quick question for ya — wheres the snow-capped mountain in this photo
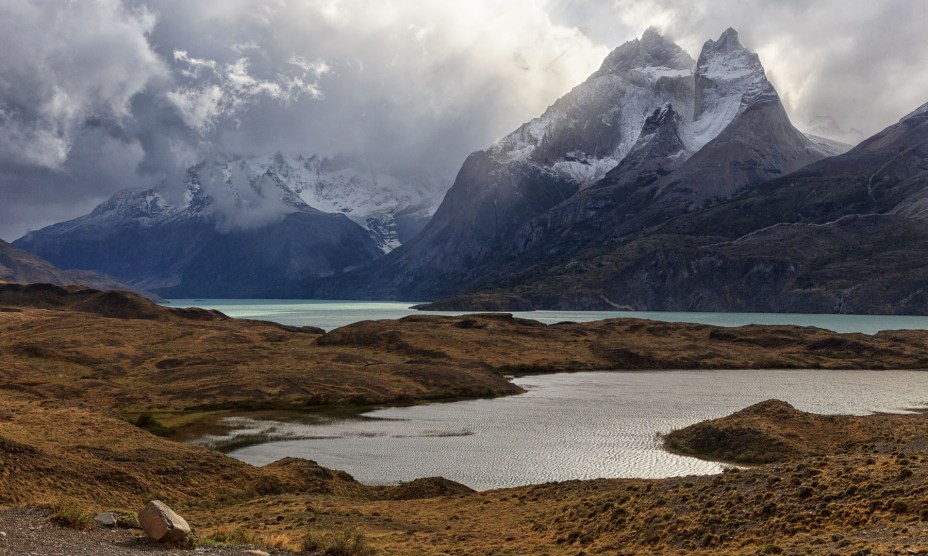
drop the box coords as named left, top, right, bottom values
left=488, top=28, right=696, bottom=186
left=247, top=153, right=445, bottom=252
left=316, top=28, right=836, bottom=301
left=14, top=158, right=387, bottom=297
left=14, top=150, right=447, bottom=296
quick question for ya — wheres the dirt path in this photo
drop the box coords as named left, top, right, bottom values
left=0, top=508, right=291, bottom=556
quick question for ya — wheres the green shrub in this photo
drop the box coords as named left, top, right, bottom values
left=51, top=501, right=95, bottom=530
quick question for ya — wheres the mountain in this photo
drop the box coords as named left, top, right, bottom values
left=420, top=100, right=928, bottom=313
left=15, top=159, right=386, bottom=298
left=0, top=239, right=156, bottom=298
left=248, top=153, right=444, bottom=252
left=316, top=28, right=834, bottom=301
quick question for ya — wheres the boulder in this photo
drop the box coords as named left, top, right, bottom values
left=138, top=500, right=191, bottom=543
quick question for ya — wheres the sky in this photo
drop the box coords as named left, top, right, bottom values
left=1, top=0, right=927, bottom=241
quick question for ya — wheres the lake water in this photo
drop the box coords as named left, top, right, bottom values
left=166, top=299, right=928, bottom=334
left=193, top=370, right=928, bottom=491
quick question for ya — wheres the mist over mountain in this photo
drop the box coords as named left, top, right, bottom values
left=14, top=159, right=387, bottom=297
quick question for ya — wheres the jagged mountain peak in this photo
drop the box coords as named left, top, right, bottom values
left=597, top=28, right=695, bottom=76
left=712, top=27, right=742, bottom=50
left=689, top=27, right=778, bottom=150
left=486, top=28, right=697, bottom=187
left=696, top=27, right=775, bottom=107
left=645, top=102, right=680, bottom=128
left=88, top=188, right=172, bottom=221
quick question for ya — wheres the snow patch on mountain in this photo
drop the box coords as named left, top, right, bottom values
left=685, top=28, right=777, bottom=152
left=238, top=153, right=446, bottom=252
left=486, top=29, right=697, bottom=188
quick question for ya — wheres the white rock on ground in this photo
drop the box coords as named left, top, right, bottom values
left=137, top=500, right=191, bottom=543
left=93, top=512, right=117, bottom=527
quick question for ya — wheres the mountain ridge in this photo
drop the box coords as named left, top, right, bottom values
left=311, top=27, right=835, bottom=302
left=418, top=97, right=928, bottom=313
left=14, top=160, right=386, bottom=297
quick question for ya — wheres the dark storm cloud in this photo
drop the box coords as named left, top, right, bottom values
left=1, top=0, right=926, bottom=240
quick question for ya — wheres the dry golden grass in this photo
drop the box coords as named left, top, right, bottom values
left=664, top=399, right=928, bottom=464
left=4, top=285, right=928, bottom=430
left=5, top=285, right=928, bottom=554
left=4, top=379, right=928, bottom=554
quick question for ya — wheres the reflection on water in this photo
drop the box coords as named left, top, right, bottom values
left=166, top=299, right=928, bottom=334
left=192, top=370, right=928, bottom=491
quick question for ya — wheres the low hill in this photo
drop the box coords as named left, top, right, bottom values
left=664, top=399, right=928, bottom=463
left=0, top=240, right=158, bottom=300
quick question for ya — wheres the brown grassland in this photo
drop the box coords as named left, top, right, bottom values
left=2, top=283, right=928, bottom=554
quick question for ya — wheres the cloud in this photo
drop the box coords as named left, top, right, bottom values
left=549, top=0, right=928, bottom=140
left=166, top=51, right=326, bottom=132
left=1, top=0, right=927, bottom=241
left=0, top=0, right=166, bottom=169
left=140, top=0, right=607, bottom=175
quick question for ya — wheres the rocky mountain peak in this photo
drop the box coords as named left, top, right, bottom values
left=597, top=28, right=694, bottom=76
left=695, top=28, right=776, bottom=109
left=644, top=102, right=680, bottom=130
left=713, top=27, right=742, bottom=50
left=690, top=28, right=778, bottom=146
left=88, top=188, right=171, bottom=221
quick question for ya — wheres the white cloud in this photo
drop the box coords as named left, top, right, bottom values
left=288, top=56, right=332, bottom=77
left=167, top=51, right=328, bottom=133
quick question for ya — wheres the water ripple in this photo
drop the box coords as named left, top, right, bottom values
left=214, top=370, right=928, bottom=490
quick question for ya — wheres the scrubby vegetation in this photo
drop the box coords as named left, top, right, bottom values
left=50, top=501, right=95, bottom=530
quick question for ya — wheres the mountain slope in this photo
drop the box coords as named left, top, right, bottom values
left=316, top=28, right=830, bottom=301
left=0, top=239, right=156, bottom=298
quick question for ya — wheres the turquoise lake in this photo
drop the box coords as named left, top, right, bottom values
left=166, top=299, right=928, bottom=334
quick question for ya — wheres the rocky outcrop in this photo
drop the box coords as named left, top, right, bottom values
left=663, top=399, right=923, bottom=464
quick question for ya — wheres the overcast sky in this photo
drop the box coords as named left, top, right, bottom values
left=1, top=0, right=927, bottom=241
